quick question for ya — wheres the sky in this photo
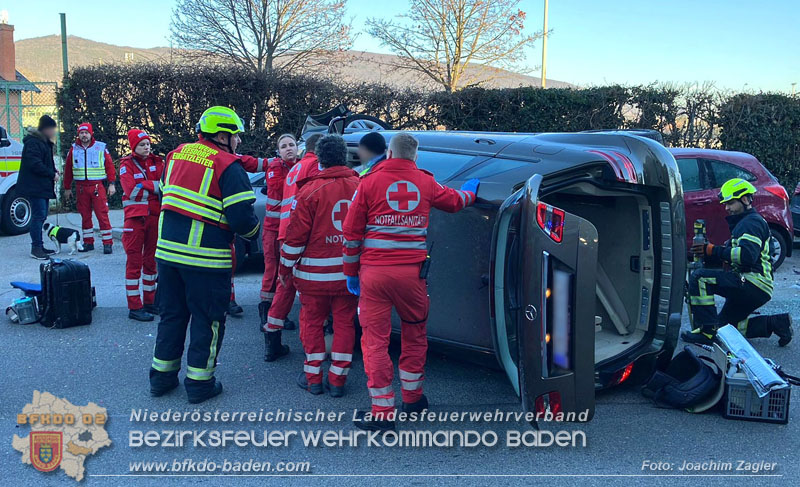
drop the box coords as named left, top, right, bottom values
left=2, top=0, right=798, bottom=92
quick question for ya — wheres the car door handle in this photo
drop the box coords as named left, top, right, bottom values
left=694, top=198, right=714, bottom=204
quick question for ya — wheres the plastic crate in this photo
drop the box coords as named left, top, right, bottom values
left=723, top=375, right=790, bottom=424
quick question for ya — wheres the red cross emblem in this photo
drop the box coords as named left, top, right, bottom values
left=386, top=180, right=420, bottom=213
left=331, top=199, right=351, bottom=231
left=286, top=162, right=302, bottom=186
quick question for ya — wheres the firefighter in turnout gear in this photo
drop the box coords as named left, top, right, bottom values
left=342, top=132, right=479, bottom=431
left=63, top=122, right=117, bottom=253
left=149, top=107, right=260, bottom=404
left=119, top=129, right=164, bottom=322
left=278, top=135, right=359, bottom=397
left=683, top=178, right=793, bottom=346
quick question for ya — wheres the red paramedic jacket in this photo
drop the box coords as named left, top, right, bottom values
left=279, top=166, right=359, bottom=295
left=341, top=158, right=475, bottom=276
left=278, top=151, right=320, bottom=240
left=119, top=153, right=164, bottom=218
left=264, top=157, right=295, bottom=232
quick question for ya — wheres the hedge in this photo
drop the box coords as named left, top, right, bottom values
left=56, top=65, right=800, bottom=208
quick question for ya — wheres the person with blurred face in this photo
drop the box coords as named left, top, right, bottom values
left=355, top=131, right=387, bottom=177
left=63, top=122, right=117, bottom=253
left=119, top=129, right=164, bottom=322
left=18, top=115, right=59, bottom=259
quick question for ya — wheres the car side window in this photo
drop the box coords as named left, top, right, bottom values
left=675, top=158, right=703, bottom=192
left=705, top=159, right=756, bottom=188
left=415, top=150, right=481, bottom=181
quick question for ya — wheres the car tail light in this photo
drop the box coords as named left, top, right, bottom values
left=610, top=362, right=634, bottom=386
left=536, top=202, right=565, bottom=243
left=586, top=149, right=638, bottom=183
left=535, top=391, right=562, bottom=415
left=764, top=184, right=789, bottom=201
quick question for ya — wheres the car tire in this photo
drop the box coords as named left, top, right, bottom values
left=345, top=114, right=392, bottom=131
left=234, top=236, right=247, bottom=274
left=768, top=227, right=787, bottom=270
left=0, top=187, right=32, bottom=235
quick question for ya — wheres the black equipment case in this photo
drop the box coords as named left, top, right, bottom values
left=39, top=259, right=94, bottom=328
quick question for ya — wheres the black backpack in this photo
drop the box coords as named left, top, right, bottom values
left=642, top=346, right=722, bottom=410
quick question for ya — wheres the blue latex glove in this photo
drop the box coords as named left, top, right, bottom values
left=135, top=183, right=143, bottom=189
left=460, top=178, right=480, bottom=196
left=346, top=276, right=360, bottom=296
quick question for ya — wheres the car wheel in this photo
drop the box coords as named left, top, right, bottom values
left=0, top=187, right=32, bottom=235
left=234, top=236, right=247, bottom=274
left=768, top=228, right=787, bottom=270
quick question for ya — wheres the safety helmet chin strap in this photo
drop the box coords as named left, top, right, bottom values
left=209, top=133, right=234, bottom=153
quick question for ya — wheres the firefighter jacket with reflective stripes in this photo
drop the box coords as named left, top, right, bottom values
left=278, top=151, right=320, bottom=241
left=279, top=166, right=359, bottom=295
left=120, top=153, right=164, bottom=218
left=341, top=158, right=475, bottom=276
left=264, top=157, right=295, bottom=232
left=706, top=208, right=774, bottom=297
left=63, top=139, right=115, bottom=187
left=156, top=139, right=260, bottom=272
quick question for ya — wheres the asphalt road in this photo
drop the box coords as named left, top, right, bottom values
left=1, top=210, right=799, bottom=486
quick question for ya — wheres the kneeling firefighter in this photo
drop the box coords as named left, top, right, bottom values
left=149, top=106, right=260, bottom=404
left=683, top=178, right=792, bottom=346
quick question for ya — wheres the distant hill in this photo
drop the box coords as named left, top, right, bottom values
left=15, top=35, right=571, bottom=90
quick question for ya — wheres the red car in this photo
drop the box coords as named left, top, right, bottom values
left=670, top=148, right=793, bottom=269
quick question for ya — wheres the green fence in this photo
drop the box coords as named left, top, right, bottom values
left=1, top=81, right=60, bottom=153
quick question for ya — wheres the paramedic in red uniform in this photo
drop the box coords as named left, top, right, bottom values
left=342, top=132, right=480, bottom=431
left=261, top=134, right=324, bottom=361
left=63, top=122, right=116, bottom=253
left=119, top=129, right=164, bottom=322
left=278, top=135, right=358, bottom=396
left=259, top=134, right=299, bottom=334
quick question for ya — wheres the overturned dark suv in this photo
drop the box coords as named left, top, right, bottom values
left=340, top=130, right=686, bottom=421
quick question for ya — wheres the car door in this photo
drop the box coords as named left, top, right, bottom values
left=675, top=157, right=719, bottom=246
left=491, top=174, right=598, bottom=421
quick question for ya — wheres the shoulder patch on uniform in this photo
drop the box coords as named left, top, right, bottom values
left=134, top=173, right=144, bottom=179
left=291, top=200, right=298, bottom=210
left=268, top=171, right=274, bottom=178
left=149, top=166, right=157, bottom=172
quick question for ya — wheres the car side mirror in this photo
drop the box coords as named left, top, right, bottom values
left=0, top=126, right=10, bottom=148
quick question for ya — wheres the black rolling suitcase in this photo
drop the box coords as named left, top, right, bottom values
left=39, top=259, right=94, bottom=328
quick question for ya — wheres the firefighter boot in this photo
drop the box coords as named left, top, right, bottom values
left=103, top=244, right=113, bottom=254
left=767, top=313, right=793, bottom=347
left=258, top=301, right=271, bottom=333
left=79, top=243, right=94, bottom=252
left=283, top=318, right=297, bottom=331
left=402, top=394, right=429, bottom=414
left=142, top=303, right=160, bottom=315
left=681, top=325, right=716, bottom=345
left=228, top=300, right=244, bottom=318
left=187, top=381, right=223, bottom=404
left=297, top=371, right=323, bottom=395
left=264, top=331, right=290, bottom=362
left=353, top=410, right=396, bottom=432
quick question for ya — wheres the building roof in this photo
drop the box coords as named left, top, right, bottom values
left=0, top=70, right=40, bottom=93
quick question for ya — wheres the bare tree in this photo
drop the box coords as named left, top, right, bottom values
left=171, top=0, right=352, bottom=74
left=367, top=0, right=541, bottom=92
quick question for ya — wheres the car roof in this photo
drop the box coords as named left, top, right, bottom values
left=668, top=147, right=756, bottom=161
